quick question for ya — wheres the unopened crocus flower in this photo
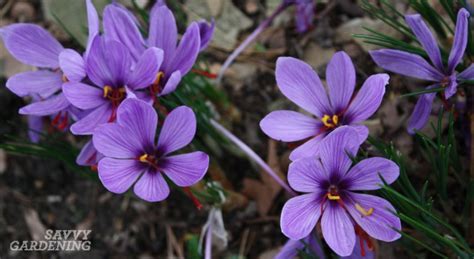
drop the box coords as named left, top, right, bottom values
left=102, top=1, right=210, bottom=98
left=286, top=0, right=315, bottom=33
left=76, top=140, right=104, bottom=168
left=93, top=99, right=209, bottom=202
left=62, top=36, right=164, bottom=135
left=280, top=126, right=401, bottom=256
left=370, top=8, right=474, bottom=134
left=260, top=52, right=389, bottom=161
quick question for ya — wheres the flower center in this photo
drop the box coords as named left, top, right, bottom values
left=321, top=114, right=339, bottom=128
left=62, top=74, right=69, bottom=82
left=440, top=76, right=450, bottom=87
left=327, top=185, right=340, bottom=200
left=103, top=86, right=126, bottom=103
left=138, top=153, right=160, bottom=170
left=150, top=72, right=165, bottom=95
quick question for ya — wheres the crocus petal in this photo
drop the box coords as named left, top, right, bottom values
left=1, top=24, right=63, bottom=67
left=289, top=133, right=325, bottom=161
left=405, top=14, right=444, bottom=71
left=148, top=4, right=177, bottom=63
left=159, top=70, right=182, bottom=96
left=197, top=19, right=215, bottom=50
left=321, top=203, right=355, bottom=256
left=166, top=22, right=201, bottom=76
left=161, top=151, right=209, bottom=187
left=98, top=157, right=142, bottom=194
left=260, top=110, right=320, bottom=142
left=93, top=119, right=147, bottom=159
left=6, top=71, right=62, bottom=98
left=276, top=57, right=331, bottom=117
left=27, top=115, right=43, bottom=143
left=327, top=51, right=356, bottom=112
left=458, top=64, right=474, bottom=80
left=116, top=99, right=157, bottom=153
left=133, top=169, right=170, bottom=202
left=319, top=126, right=360, bottom=179
left=369, top=49, right=444, bottom=81
left=127, top=47, right=164, bottom=90
left=19, top=94, right=69, bottom=116
left=275, top=239, right=305, bottom=259
left=288, top=156, right=328, bottom=192
left=344, top=157, right=399, bottom=190
left=345, top=74, right=389, bottom=123
left=276, top=235, right=326, bottom=259
left=447, top=8, right=470, bottom=73
left=85, top=0, right=99, bottom=58
left=76, top=140, right=99, bottom=166
left=157, top=106, right=196, bottom=155
left=346, top=193, right=402, bottom=242
left=86, top=36, right=133, bottom=87
left=59, top=49, right=85, bottom=82
left=70, top=103, right=112, bottom=135
left=62, top=82, right=104, bottom=110
left=407, top=88, right=437, bottom=134
left=103, top=4, right=146, bottom=61
left=349, top=124, right=369, bottom=145
left=281, top=193, right=323, bottom=240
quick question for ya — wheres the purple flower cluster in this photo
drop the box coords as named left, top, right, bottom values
left=371, top=8, right=473, bottom=133
left=1, top=0, right=212, bottom=202
left=260, top=52, right=401, bottom=256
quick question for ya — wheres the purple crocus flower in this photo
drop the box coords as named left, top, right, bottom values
left=1, top=0, right=99, bottom=137
left=1, top=24, right=76, bottom=117
left=92, top=99, right=209, bottom=202
left=370, top=8, right=474, bottom=134
left=260, top=52, right=389, bottom=161
left=101, top=1, right=210, bottom=99
left=280, top=126, right=401, bottom=256
left=62, top=35, right=164, bottom=135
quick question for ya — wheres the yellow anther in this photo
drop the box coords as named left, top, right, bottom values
left=322, top=115, right=332, bottom=127
left=154, top=71, right=165, bottom=85
left=355, top=203, right=374, bottom=216
left=327, top=193, right=340, bottom=200
left=139, top=154, right=149, bottom=163
left=103, top=85, right=113, bottom=98
left=322, top=114, right=339, bottom=128
left=62, top=74, right=69, bottom=83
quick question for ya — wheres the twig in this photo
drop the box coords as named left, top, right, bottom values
left=210, top=119, right=297, bottom=196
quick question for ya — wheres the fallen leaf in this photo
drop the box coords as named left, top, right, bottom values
left=242, top=140, right=284, bottom=216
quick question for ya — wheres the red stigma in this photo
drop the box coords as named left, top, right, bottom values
left=191, top=68, right=217, bottom=79
left=183, top=187, right=203, bottom=210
